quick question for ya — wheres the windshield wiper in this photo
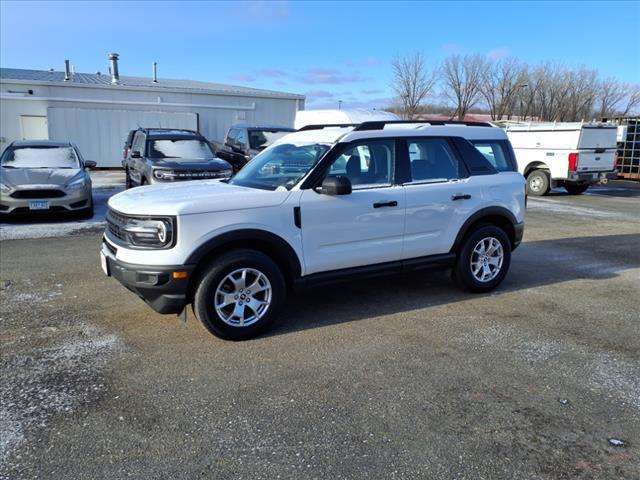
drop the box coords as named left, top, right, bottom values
left=1, top=165, right=17, bottom=169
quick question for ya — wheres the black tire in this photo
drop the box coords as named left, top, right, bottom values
left=193, top=249, right=286, bottom=341
left=526, top=169, right=550, bottom=196
left=564, top=184, right=589, bottom=195
left=454, top=225, right=512, bottom=293
left=125, top=168, right=133, bottom=189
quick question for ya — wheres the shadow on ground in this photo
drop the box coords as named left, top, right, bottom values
left=270, top=233, right=640, bottom=337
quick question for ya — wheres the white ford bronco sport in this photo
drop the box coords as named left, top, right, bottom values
left=101, top=120, right=526, bottom=340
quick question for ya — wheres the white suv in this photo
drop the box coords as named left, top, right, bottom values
left=101, top=121, right=526, bottom=340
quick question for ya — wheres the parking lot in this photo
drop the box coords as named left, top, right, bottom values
left=1, top=180, right=639, bottom=479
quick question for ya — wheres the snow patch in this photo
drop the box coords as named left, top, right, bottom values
left=458, top=325, right=640, bottom=411
left=0, top=323, right=123, bottom=469
left=527, top=198, right=625, bottom=219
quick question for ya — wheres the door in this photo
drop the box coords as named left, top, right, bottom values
left=20, top=116, right=48, bottom=140
left=402, top=138, right=480, bottom=258
left=129, top=132, right=147, bottom=184
left=299, top=139, right=405, bottom=275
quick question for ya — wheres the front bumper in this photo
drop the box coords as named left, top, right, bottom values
left=566, top=170, right=617, bottom=184
left=0, top=187, right=91, bottom=214
left=101, top=240, right=194, bottom=314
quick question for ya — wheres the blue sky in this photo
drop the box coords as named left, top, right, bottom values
left=1, top=0, right=639, bottom=109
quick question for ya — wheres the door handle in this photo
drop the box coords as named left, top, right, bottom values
left=451, top=194, right=471, bottom=201
left=373, top=201, right=398, bottom=208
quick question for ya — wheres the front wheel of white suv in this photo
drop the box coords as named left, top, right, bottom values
left=454, top=225, right=512, bottom=293
left=193, top=249, right=286, bottom=340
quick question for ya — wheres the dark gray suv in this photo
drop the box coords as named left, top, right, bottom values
left=123, top=129, right=232, bottom=188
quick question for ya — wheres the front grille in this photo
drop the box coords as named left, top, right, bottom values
left=11, top=189, right=66, bottom=199
left=106, top=208, right=128, bottom=242
left=171, top=170, right=229, bottom=180
left=0, top=204, right=8, bottom=211
left=11, top=206, right=67, bottom=214
left=103, top=238, right=117, bottom=255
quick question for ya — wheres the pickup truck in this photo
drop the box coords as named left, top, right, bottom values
left=506, top=122, right=618, bottom=195
left=214, top=125, right=295, bottom=172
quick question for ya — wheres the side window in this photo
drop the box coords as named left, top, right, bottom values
left=407, top=139, right=459, bottom=182
left=226, top=129, right=238, bottom=145
left=132, top=132, right=145, bottom=155
left=329, top=140, right=394, bottom=188
left=472, top=141, right=510, bottom=171
left=237, top=129, right=248, bottom=149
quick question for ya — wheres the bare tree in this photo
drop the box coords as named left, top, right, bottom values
left=442, top=54, right=487, bottom=120
left=596, top=78, right=628, bottom=118
left=480, top=57, right=527, bottom=120
left=391, top=53, right=438, bottom=119
left=620, top=84, right=640, bottom=116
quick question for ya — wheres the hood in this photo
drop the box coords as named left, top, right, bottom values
left=1, top=167, right=82, bottom=187
left=153, top=158, right=231, bottom=170
left=108, top=180, right=291, bottom=216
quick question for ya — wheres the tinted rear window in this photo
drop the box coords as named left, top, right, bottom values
left=471, top=141, right=513, bottom=172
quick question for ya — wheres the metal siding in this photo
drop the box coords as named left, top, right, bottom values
left=47, top=108, right=197, bottom=167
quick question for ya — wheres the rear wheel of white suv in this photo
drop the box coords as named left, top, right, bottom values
left=454, top=225, right=511, bottom=293
left=193, top=249, right=285, bottom=340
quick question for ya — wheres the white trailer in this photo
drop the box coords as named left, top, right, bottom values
left=506, top=122, right=618, bottom=195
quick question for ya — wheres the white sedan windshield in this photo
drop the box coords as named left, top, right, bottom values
left=230, top=142, right=330, bottom=191
left=1, top=146, right=79, bottom=169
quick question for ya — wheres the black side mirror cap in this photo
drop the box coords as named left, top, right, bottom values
left=320, top=176, right=352, bottom=195
left=131, top=151, right=142, bottom=158
left=84, top=160, right=97, bottom=169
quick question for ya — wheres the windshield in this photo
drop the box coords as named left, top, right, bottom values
left=1, top=146, right=80, bottom=169
left=230, top=142, right=331, bottom=191
left=248, top=130, right=293, bottom=150
left=147, top=139, right=214, bottom=160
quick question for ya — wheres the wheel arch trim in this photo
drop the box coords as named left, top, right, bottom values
left=185, top=229, right=302, bottom=281
left=451, top=207, right=519, bottom=253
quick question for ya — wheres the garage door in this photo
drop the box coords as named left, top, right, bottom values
left=47, top=108, right=198, bottom=167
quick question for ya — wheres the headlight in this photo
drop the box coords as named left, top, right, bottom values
left=107, top=209, right=175, bottom=248
left=66, top=177, right=87, bottom=192
left=153, top=169, right=176, bottom=180
left=120, top=217, right=174, bottom=247
left=0, top=182, right=10, bottom=194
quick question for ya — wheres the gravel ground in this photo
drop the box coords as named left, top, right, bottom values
left=0, top=181, right=638, bottom=479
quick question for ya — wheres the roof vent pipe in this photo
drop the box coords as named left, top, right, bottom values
left=108, top=52, right=120, bottom=85
left=64, top=59, right=71, bottom=81
left=152, top=62, right=158, bottom=83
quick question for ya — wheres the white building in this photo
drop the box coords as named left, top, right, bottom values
left=0, top=54, right=304, bottom=167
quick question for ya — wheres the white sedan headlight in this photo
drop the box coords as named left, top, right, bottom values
left=0, top=182, right=10, bottom=194
left=66, top=177, right=87, bottom=192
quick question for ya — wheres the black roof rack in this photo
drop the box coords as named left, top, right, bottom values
left=298, top=123, right=358, bottom=131
left=353, top=120, right=492, bottom=130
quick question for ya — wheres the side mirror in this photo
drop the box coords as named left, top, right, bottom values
left=131, top=151, right=142, bottom=159
left=84, top=160, right=97, bottom=169
left=320, top=176, right=352, bottom=195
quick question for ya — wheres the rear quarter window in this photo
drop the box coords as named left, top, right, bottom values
left=471, top=140, right=516, bottom=172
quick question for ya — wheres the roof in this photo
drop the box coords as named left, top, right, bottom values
left=0, top=67, right=305, bottom=100
left=275, top=122, right=507, bottom=147
left=232, top=124, right=296, bottom=131
left=10, top=140, right=72, bottom=148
